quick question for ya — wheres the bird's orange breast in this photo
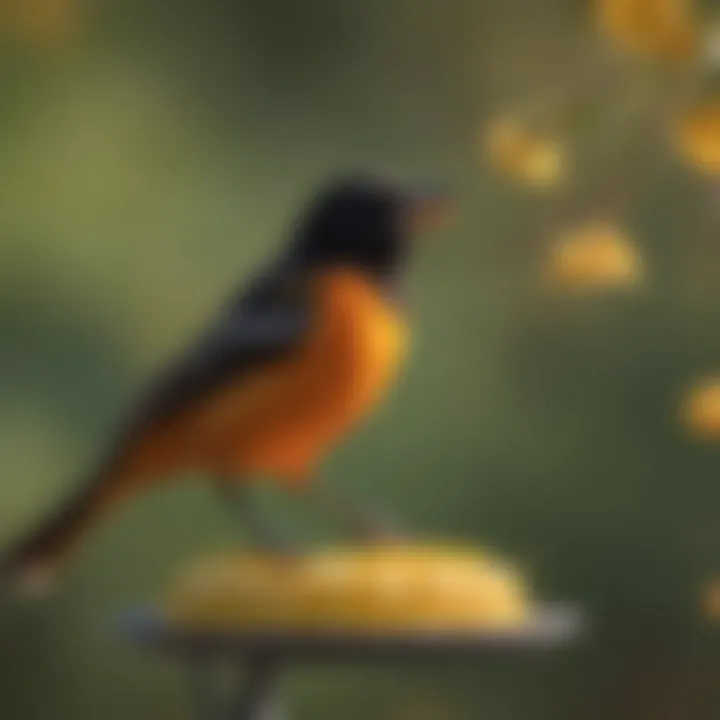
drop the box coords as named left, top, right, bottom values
left=186, top=267, right=410, bottom=483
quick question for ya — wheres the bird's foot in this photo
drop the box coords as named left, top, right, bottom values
left=247, top=532, right=302, bottom=559
left=216, top=482, right=303, bottom=558
left=354, top=514, right=407, bottom=546
left=311, top=485, right=408, bottom=546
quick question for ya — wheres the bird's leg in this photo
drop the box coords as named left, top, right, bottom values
left=216, top=483, right=299, bottom=556
left=309, top=483, right=406, bottom=543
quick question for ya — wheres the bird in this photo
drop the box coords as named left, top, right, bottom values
left=1, top=174, right=453, bottom=594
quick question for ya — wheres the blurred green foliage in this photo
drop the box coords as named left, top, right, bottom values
left=1, top=0, right=720, bottom=718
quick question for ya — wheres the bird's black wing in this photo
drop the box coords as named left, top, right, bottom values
left=126, top=267, right=313, bottom=432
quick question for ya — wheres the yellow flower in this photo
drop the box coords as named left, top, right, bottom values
left=483, top=117, right=565, bottom=189
left=547, top=221, right=642, bottom=290
left=597, top=0, right=698, bottom=61
left=682, top=378, right=720, bottom=439
left=676, top=101, right=720, bottom=176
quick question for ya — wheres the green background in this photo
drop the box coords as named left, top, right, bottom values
left=1, top=0, right=720, bottom=718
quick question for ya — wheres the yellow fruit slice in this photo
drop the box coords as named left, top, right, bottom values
left=676, top=101, right=720, bottom=176
left=597, top=0, right=698, bottom=61
left=682, top=378, right=720, bottom=439
left=546, top=221, right=642, bottom=290
left=164, top=544, right=531, bottom=633
left=483, top=117, right=565, bottom=189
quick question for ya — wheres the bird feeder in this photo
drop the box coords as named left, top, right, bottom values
left=123, top=545, right=584, bottom=719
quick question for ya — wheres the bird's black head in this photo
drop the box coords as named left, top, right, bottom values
left=282, top=175, right=452, bottom=291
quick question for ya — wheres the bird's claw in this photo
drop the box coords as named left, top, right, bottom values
left=354, top=515, right=407, bottom=545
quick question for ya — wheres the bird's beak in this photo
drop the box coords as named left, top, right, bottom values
left=404, top=185, right=456, bottom=236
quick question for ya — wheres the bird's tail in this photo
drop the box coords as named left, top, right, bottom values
left=1, top=469, right=130, bottom=597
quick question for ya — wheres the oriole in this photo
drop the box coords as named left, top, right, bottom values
left=2, top=175, right=452, bottom=593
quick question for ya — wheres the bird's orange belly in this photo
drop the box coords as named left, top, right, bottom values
left=186, top=270, right=409, bottom=484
